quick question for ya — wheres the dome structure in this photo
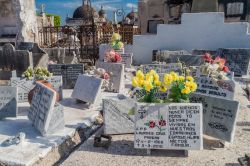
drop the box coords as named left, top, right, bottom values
left=73, top=3, right=97, bottom=19
left=98, top=6, right=106, bottom=17
left=126, top=10, right=138, bottom=20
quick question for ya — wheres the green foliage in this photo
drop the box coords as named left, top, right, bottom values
left=22, top=67, right=53, bottom=80
left=46, top=13, right=61, bottom=27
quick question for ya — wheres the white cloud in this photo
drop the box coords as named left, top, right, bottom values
left=126, top=3, right=137, bottom=9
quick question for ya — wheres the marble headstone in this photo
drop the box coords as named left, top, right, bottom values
left=153, top=50, right=191, bottom=62
left=141, top=63, right=182, bottom=75
left=121, top=53, right=133, bottom=68
left=28, top=83, right=64, bottom=136
left=135, top=103, right=203, bottom=150
left=96, top=62, right=125, bottom=93
left=71, top=74, right=103, bottom=106
left=48, top=64, right=84, bottom=89
left=190, top=93, right=239, bottom=142
left=217, top=48, right=250, bottom=76
left=192, top=49, right=217, bottom=56
left=0, top=86, right=18, bottom=119
left=103, top=98, right=137, bottom=135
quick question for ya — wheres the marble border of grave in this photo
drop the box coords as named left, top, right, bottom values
left=10, top=76, right=63, bottom=103
left=0, top=86, right=18, bottom=120
left=71, top=74, right=103, bottom=108
left=120, top=53, right=133, bottom=68
left=103, top=98, right=137, bottom=135
left=28, top=82, right=65, bottom=136
left=96, top=62, right=125, bottom=93
left=190, top=93, right=239, bottom=143
left=134, top=103, right=203, bottom=150
left=48, top=64, right=84, bottom=89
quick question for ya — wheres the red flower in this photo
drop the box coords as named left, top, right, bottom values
left=159, top=120, right=166, bottom=126
left=213, top=56, right=226, bottom=69
left=103, top=72, right=110, bottom=80
left=203, top=53, right=213, bottom=63
left=114, top=53, right=122, bottom=62
left=149, top=121, right=155, bottom=128
left=222, top=66, right=229, bottom=73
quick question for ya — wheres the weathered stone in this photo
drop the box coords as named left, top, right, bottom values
left=141, top=63, right=182, bottom=75
left=153, top=50, right=191, bottom=62
left=190, top=93, right=239, bottom=142
left=103, top=99, right=136, bottom=135
left=135, top=103, right=203, bottom=150
left=217, top=48, right=250, bottom=76
left=0, top=86, right=17, bottom=119
left=192, top=49, right=217, bottom=56
left=48, top=64, right=84, bottom=89
left=71, top=74, right=103, bottom=106
left=196, top=75, right=236, bottom=100
left=96, top=62, right=125, bottom=93
left=28, top=82, right=64, bottom=136
left=121, top=53, right=133, bottom=68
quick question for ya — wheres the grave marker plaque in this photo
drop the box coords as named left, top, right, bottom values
left=135, top=103, right=203, bottom=150
left=0, top=86, right=18, bottom=119
left=28, top=83, right=64, bottom=136
left=190, top=93, right=239, bottom=142
left=72, top=74, right=103, bottom=106
left=141, top=63, right=182, bottom=75
left=103, top=99, right=136, bottom=135
left=153, top=50, right=191, bottom=61
left=121, top=53, right=133, bottom=68
left=48, top=64, right=84, bottom=89
left=96, top=62, right=125, bottom=93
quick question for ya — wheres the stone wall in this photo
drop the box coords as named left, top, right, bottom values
left=133, top=12, right=250, bottom=65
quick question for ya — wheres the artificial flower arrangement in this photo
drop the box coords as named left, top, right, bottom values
left=200, top=53, right=230, bottom=80
left=131, top=70, right=197, bottom=103
left=104, top=49, right=122, bottom=63
left=22, top=67, right=53, bottom=80
left=110, top=33, right=124, bottom=50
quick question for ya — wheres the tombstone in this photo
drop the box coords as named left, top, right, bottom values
left=135, top=103, right=203, bottom=150
left=217, top=48, right=250, bottom=76
left=48, top=64, right=84, bottom=89
left=121, top=53, right=133, bottom=68
left=103, top=98, right=137, bottom=135
left=153, top=50, right=191, bottom=62
left=28, top=82, right=64, bottom=136
left=190, top=93, right=239, bottom=142
left=71, top=74, right=103, bottom=107
left=11, top=76, right=63, bottom=103
left=191, top=0, right=218, bottom=12
left=96, top=62, right=125, bottom=93
left=141, top=63, right=182, bottom=76
left=0, top=86, right=18, bottom=119
left=196, top=75, right=236, bottom=100
left=192, top=49, right=217, bottom=56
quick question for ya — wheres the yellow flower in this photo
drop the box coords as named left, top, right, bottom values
left=144, top=80, right=153, bottom=92
left=154, top=80, right=161, bottom=87
left=181, top=87, right=191, bottom=94
left=164, top=74, right=173, bottom=86
left=149, top=70, right=156, bottom=76
left=170, top=71, right=179, bottom=81
left=146, top=73, right=154, bottom=82
left=185, top=81, right=192, bottom=88
left=153, top=73, right=160, bottom=81
left=160, top=85, right=168, bottom=92
left=111, top=33, right=121, bottom=41
left=132, top=77, right=139, bottom=87
left=136, top=70, right=144, bottom=80
left=189, top=82, right=198, bottom=92
left=138, top=79, right=144, bottom=87
left=186, top=76, right=194, bottom=82
left=179, top=76, right=185, bottom=81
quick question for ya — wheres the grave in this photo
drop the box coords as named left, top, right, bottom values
left=120, top=53, right=133, bottom=68
left=0, top=86, right=17, bottom=119
left=192, top=49, right=217, bottom=56
left=103, top=98, right=137, bottom=135
left=28, top=82, right=64, bottom=136
left=71, top=74, right=103, bottom=107
left=134, top=103, right=203, bottom=150
left=10, top=76, right=63, bottom=103
left=141, top=63, right=182, bottom=75
left=196, top=75, right=236, bottom=100
left=190, top=93, right=239, bottom=142
left=153, top=50, right=191, bottom=62
left=96, top=62, right=125, bottom=93
left=217, top=48, right=250, bottom=76
left=48, top=64, right=84, bottom=89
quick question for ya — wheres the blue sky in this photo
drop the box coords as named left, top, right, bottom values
left=35, top=0, right=138, bottom=25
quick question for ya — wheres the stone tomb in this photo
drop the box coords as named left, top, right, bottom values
left=103, top=98, right=137, bottom=135
left=0, top=86, right=17, bottom=119
left=11, top=76, right=63, bottom=103
left=120, top=53, right=133, bottom=68
left=153, top=50, right=191, bottom=61
left=28, top=83, right=64, bottom=136
left=71, top=74, right=103, bottom=106
left=196, top=75, right=236, bottom=100
left=217, top=48, right=250, bottom=76
left=96, top=62, right=125, bottom=93
left=190, top=93, right=239, bottom=142
left=48, top=64, right=84, bottom=89
left=140, top=63, right=182, bottom=75
left=135, top=103, right=203, bottom=150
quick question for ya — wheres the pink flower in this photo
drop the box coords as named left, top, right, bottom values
left=114, top=53, right=122, bottom=62
left=103, top=72, right=110, bottom=80
left=149, top=121, right=155, bottom=128
left=222, top=66, right=229, bottom=73
left=159, top=120, right=166, bottom=126
left=213, top=56, right=226, bottom=69
left=203, top=53, right=213, bottom=63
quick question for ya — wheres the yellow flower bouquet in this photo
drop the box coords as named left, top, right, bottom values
left=132, top=70, right=197, bottom=103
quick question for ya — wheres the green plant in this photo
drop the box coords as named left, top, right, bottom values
left=46, top=14, right=61, bottom=27
left=22, top=67, right=53, bottom=80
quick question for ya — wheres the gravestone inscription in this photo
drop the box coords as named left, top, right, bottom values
left=153, top=50, right=191, bottom=62
left=96, top=62, right=125, bottom=93
left=192, top=49, right=217, bottom=56
left=135, top=103, right=203, bottom=150
left=28, top=83, right=64, bottom=136
left=71, top=74, right=103, bottom=106
left=141, top=63, right=182, bottom=75
left=103, top=99, right=137, bottom=135
left=190, top=93, right=239, bottom=142
left=0, top=86, right=18, bottom=119
left=48, top=64, right=84, bottom=89
left=121, top=53, right=133, bottom=68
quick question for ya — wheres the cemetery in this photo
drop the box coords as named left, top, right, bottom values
left=0, top=0, right=250, bottom=166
